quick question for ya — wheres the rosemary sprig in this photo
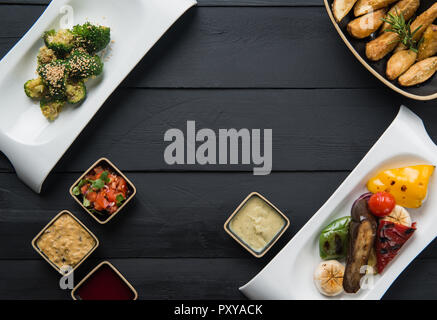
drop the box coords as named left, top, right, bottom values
left=381, top=9, right=422, bottom=52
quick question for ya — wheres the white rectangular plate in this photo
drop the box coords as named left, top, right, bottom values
left=240, top=106, right=437, bottom=300
left=0, top=0, right=196, bottom=193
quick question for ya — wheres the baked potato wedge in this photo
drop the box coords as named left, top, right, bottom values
left=332, top=0, right=359, bottom=22
left=366, top=32, right=400, bottom=61
left=347, top=9, right=387, bottom=39
left=380, top=0, right=420, bottom=34
left=354, top=0, right=398, bottom=17
left=398, top=57, right=437, bottom=86
left=418, top=24, right=437, bottom=61
left=395, top=2, right=437, bottom=52
left=386, top=49, right=417, bottom=80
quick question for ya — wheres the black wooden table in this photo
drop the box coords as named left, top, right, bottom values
left=1, top=0, right=437, bottom=300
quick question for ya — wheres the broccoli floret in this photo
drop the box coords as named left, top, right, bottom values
left=72, top=22, right=110, bottom=54
left=40, top=99, right=65, bottom=121
left=43, top=29, right=75, bottom=55
left=37, top=60, right=69, bottom=99
left=24, top=78, right=47, bottom=100
left=66, top=80, right=86, bottom=104
left=68, top=49, right=103, bottom=79
left=37, top=46, right=57, bottom=65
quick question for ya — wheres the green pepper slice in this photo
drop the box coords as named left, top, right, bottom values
left=319, top=216, right=351, bottom=260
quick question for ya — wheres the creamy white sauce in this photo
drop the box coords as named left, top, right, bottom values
left=229, top=196, right=286, bottom=252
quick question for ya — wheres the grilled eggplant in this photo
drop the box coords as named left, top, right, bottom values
left=343, top=193, right=377, bottom=293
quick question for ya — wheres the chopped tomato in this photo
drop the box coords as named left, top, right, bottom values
left=94, top=167, right=104, bottom=175
left=106, top=189, right=117, bottom=203
left=81, top=184, right=89, bottom=195
left=86, top=191, right=97, bottom=202
left=117, top=178, right=127, bottom=196
left=76, top=166, right=130, bottom=217
left=108, top=205, right=118, bottom=215
left=96, top=190, right=109, bottom=210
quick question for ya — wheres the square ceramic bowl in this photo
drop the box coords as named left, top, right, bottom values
left=325, top=0, right=437, bottom=100
left=71, top=261, right=138, bottom=300
left=224, top=192, right=290, bottom=258
left=69, top=158, right=136, bottom=224
left=32, top=210, right=99, bottom=275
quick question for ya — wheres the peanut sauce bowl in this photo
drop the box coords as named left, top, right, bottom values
left=31, top=210, right=99, bottom=275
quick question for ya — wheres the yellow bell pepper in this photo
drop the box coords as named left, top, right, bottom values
left=367, top=165, right=435, bottom=208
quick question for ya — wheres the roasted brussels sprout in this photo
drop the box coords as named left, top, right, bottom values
left=72, top=22, right=110, bottom=54
left=68, top=49, right=103, bottom=79
left=24, top=78, right=46, bottom=100
left=43, top=29, right=75, bottom=55
left=40, top=99, right=66, bottom=121
left=37, top=60, right=69, bottom=99
left=25, top=23, right=110, bottom=121
left=66, top=80, right=86, bottom=104
left=37, top=46, right=57, bottom=65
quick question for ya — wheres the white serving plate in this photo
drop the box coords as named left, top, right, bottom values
left=0, top=0, right=196, bottom=193
left=240, top=106, right=437, bottom=300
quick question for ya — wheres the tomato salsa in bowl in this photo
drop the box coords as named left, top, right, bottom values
left=70, top=158, right=136, bottom=224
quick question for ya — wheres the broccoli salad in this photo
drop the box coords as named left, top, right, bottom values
left=24, top=22, right=110, bottom=121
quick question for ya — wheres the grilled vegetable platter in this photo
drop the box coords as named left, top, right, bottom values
left=314, top=164, right=434, bottom=296
left=325, top=0, right=437, bottom=99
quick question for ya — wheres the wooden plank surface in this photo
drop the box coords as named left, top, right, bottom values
left=1, top=88, right=435, bottom=173
left=1, top=171, right=436, bottom=259
left=1, top=0, right=437, bottom=301
left=1, top=257, right=436, bottom=300
left=0, top=0, right=324, bottom=6
left=0, top=6, right=379, bottom=88
left=0, top=171, right=346, bottom=259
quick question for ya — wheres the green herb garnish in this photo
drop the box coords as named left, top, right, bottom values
left=72, top=186, right=80, bottom=195
left=100, top=171, right=110, bottom=183
left=83, top=197, right=91, bottom=207
left=90, top=171, right=110, bottom=190
left=382, top=10, right=422, bottom=52
left=116, top=194, right=125, bottom=206
left=73, top=179, right=87, bottom=195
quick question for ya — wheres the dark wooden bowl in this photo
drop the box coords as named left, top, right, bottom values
left=325, top=0, right=437, bottom=100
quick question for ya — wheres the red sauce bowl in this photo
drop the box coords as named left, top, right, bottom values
left=72, top=261, right=138, bottom=300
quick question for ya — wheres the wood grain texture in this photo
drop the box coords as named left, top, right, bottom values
left=0, top=171, right=346, bottom=259
left=1, top=257, right=436, bottom=299
left=1, top=88, right=436, bottom=173
left=1, top=1, right=436, bottom=301
left=1, top=171, right=436, bottom=260
left=0, top=6, right=379, bottom=88
left=0, top=0, right=323, bottom=6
